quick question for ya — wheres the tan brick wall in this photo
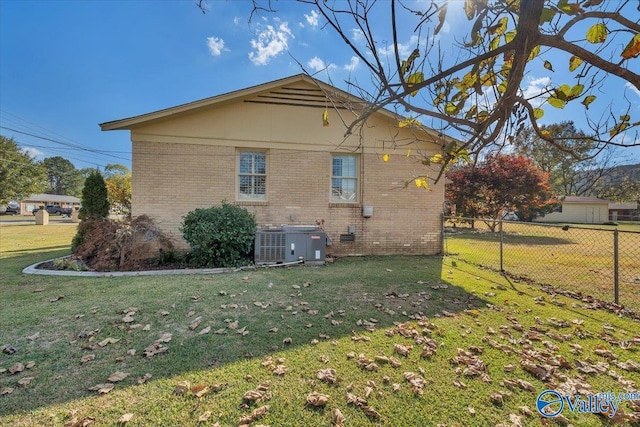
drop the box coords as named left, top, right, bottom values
left=132, top=141, right=444, bottom=255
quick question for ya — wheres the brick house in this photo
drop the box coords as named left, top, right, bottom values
left=100, top=74, right=450, bottom=256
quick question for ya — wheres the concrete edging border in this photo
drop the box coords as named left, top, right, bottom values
left=22, top=258, right=234, bottom=277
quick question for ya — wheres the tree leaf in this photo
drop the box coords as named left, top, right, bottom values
left=434, top=4, right=448, bottom=35
left=407, top=72, right=424, bottom=96
left=586, top=23, right=608, bottom=44
left=528, top=45, right=540, bottom=61
left=539, top=7, right=556, bottom=23
left=569, top=84, right=584, bottom=99
left=464, top=0, right=476, bottom=19
left=547, top=96, right=566, bottom=109
left=581, top=94, right=596, bottom=109
left=488, top=17, right=509, bottom=36
left=569, top=55, right=583, bottom=71
left=533, top=108, right=544, bottom=119
left=543, top=60, right=554, bottom=71
left=399, top=117, right=420, bottom=128
left=621, top=33, right=640, bottom=59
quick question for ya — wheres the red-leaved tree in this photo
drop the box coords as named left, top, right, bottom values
left=446, top=154, right=557, bottom=229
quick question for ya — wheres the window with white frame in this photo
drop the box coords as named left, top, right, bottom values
left=331, top=154, right=357, bottom=202
left=238, top=150, right=267, bottom=200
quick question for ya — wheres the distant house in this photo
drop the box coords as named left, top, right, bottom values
left=100, top=74, right=453, bottom=256
left=534, top=196, right=610, bottom=224
left=19, top=194, right=81, bottom=215
left=609, top=201, right=639, bottom=222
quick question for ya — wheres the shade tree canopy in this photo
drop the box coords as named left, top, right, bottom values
left=0, top=135, right=47, bottom=205
left=220, top=0, right=640, bottom=180
left=446, top=153, right=557, bottom=227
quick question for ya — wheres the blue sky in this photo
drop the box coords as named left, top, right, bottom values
left=1, top=0, right=638, bottom=171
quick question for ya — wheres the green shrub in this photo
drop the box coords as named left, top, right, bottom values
left=182, top=202, right=256, bottom=268
left=79, top=170, right=109, bottom=220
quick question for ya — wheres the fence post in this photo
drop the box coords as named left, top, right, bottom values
left=613, top=229, right=619, bottom=305
left=499, top=219, right=504, bottom=272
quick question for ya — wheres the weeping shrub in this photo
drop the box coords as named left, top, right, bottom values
left=181, top=202, right=256, bottom=268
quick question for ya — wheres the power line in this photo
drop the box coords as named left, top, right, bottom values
left=0, top=125, right=130, bottom=162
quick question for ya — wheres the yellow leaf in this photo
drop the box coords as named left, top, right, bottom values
left=569, top=55, right=583, bottom=72
left=581, top=95, right=596, bottom=109
left=415, top=177, right=429, bottom=190
left=569, top=84, right=584, bottom=99
left=407, top=72, right=424, bottom=96
left=548, top=96, right=566, bottom=109
left=621, top=33, right=640, bottom=59
left=430, top=153, right=445, bottom=164
left=322, top=109, right=329, bottom=127
left=541, top=130, right=551, bottom=138
left=401, top=48, right=420, bottom=75
left=556, top=84, right=571, bottom=98
left=610, top=122, right=629, bottom=137
left=488, top=17, right=509, bottom=36
left=504, top=31, right=516, bottom=44
left=543, top=60, right=554, bottom=71
left=586, top=23, right=607, bottom=44
left=399, top=117, right=420, bottom=128
left=406, top=149, right=412, bottom=158
left=383, top=154, right=390, bottom=162
left=528, top=45, right=540, bottom=61
left=533, top=108, right=544, bottom=119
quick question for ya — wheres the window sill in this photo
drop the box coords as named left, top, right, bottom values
left=329, top=202, right=361, bottom=208
left=235, top=200, right=269, bottom=206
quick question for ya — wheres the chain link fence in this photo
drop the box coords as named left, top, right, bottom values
left=443, top=216, right=640, bottom=313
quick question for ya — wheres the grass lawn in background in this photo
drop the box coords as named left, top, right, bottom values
left=1, top=223, right=639, bottom=426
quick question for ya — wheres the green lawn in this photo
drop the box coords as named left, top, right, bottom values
left=444, top=220, right=640, bottom=312
left=1, top=223, right=639, bottom=426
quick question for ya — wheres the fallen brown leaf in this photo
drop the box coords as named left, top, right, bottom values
left=197, top=411, right=211, bottom=422
left=108, top=371, right=130, bottom=383
left=306, top=391, right=330, bottom=407
left=8, top=363, right=24, bottom=374
left=97, top=337, right=120, bottom=347
left=332, top=407, right=345, bottom=427
left=117, top=413, right=133, bottom=424
left=17, top=377, right=34, bottom=387
left=89, top=383, right=114, bottom=394
left=191, top=384, right=209, bottom=398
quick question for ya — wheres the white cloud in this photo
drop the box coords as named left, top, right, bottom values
left=249, top=22, right=293, bottom=66
left=521, top=76, right=552, bottom=107
left=233, top=16, right=241, bottom=26
left=351, top=28, right=364, bottom=43
left=304, top=10, right=319, bottom=27
left=307, top=56, right=336, bottom=73
left=22, top=147, right=43, bottom=159
left=344, top=56, right=360, bottom=72
left=206, top=36, right=226, bottom=56
left=377, top=35, right=419, bottom=59
left=625, top=82, right=640, bottom=99
left=308, top=56, right=327, bottom=72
